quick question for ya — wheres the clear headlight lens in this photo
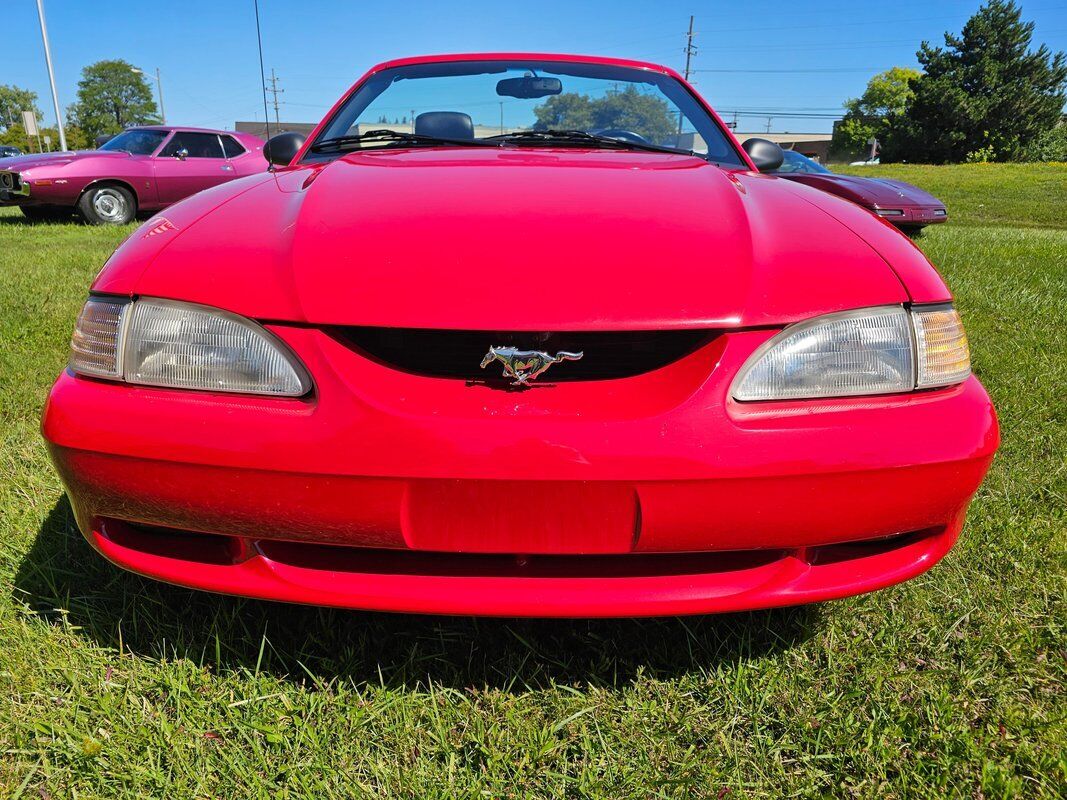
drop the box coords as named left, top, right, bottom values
left=732, top=304, right=970, bottom=401
left=69, top=297, right=310, bottom=397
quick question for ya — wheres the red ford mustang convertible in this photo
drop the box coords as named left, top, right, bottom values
left=42, top=54, right=998, bottom=617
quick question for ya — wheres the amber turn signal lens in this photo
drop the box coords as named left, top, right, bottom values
left=913, top=306, right=971, bottom=388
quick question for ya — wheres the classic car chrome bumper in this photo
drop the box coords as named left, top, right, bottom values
left=0, top=170, right=29, bottom=203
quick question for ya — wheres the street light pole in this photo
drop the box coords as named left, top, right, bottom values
left=35, top=0, right=67, bottom=151
left=154, top=68, right=166, bottom=125
left=132, top=67, right=165, bottom=124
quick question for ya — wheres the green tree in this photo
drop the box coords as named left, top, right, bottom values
left=67, top=60, right=159, bottom=141
left=831, top=67, right=919, bottom=158
left=534, top=92, right=596, bottom=131
left=1020, top=123, right=1067, bottom=161
left=882, top=0, right=1067, bottom=163
left=534, top=85, right=676, bottom=143
left=0, top=85, right=41, bottom=131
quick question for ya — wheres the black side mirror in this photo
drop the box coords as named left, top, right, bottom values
left=741, top=138, right=784, bottom=172
left=264, top=132, right=306, bottom=167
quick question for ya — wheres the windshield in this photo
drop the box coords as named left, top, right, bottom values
left=773, top=149, right=831, bottom=174
left=307, top=60, right=743, bottom=165
left=99, top=129, right=169, bottom=155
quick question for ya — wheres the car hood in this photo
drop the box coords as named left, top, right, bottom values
left=0, top=150, right=132, bottom=172
left=786, top=172, right=943, bottom=207
left=97, top=148, right=947, bottom=329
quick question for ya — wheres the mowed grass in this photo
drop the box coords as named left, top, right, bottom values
left=0, top=164, right=1064, bottom=798
left=835, top=162, right=1067, bottom=230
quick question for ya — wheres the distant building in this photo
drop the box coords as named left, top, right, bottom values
left=236, top=121, right=317, bottom=139
left=237, top=121, right=515, bottom=140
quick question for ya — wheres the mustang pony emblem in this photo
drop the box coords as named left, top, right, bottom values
left=480, top=346, right=584, bottom=385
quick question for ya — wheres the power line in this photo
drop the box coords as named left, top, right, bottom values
left=692, top=67, right=898, bottom=74
left=682, top=15, right=697, bottom=81
left=267, top=68, right=284, bottom=125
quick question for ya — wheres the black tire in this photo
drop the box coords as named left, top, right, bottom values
left=77, top=183, right=136, bottom=225
left=20, top=205, right=72, bottom=223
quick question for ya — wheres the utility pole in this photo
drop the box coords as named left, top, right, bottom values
left=677, top=16, right=697, bottom=137
left=267, top=68, right=284, bottom=125
left=35, top=0, right=67, bottom=151
left=499, top=101, right=504, bottom=135
left=682, top=15, right=696, bottom=82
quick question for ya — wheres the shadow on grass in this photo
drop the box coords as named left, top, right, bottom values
left=0, top=212, right=75, bottom=226
left=14, top=497, right=821, bottom=691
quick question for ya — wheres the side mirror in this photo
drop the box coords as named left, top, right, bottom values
left=741, top=138, right=784, bottom=172
left=175, top=148, right=189, bottom=161
left=264, top=132, right=305, bottom=167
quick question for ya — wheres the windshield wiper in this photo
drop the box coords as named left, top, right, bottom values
left=310, top=129, right=494, bottom=152
left=484, top=129, right=695, bottom=157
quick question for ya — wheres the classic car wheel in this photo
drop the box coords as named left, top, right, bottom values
left=20, top=206, right=72, bottom=222
left=78, top=184, right=136, bottom=225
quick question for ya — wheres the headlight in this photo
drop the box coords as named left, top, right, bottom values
left=732, top=305, right=970, bottom=401
left=69, top=297, right=311, bottom=397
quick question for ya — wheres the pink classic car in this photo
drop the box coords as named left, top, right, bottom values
left=0, top=126, right=265, bottom=224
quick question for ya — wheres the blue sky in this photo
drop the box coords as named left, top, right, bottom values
left=7, top=0, right=1066, bottom=136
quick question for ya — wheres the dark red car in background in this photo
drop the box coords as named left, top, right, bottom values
left=771, top=150, right=948, bottom=231
left=0, top=126, right=264, bottom=225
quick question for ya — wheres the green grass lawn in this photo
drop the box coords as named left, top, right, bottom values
left=834, top=162, right=1067, bottom=230
left=1, top=165, right=1064, bottom=798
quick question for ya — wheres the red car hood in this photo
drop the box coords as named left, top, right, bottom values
left=1, top=150, right=133, bottom=173
left=97, top=148, right=939, bottom=329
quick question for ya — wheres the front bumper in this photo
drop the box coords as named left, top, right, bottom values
left=881, top=205, right=948, bottom=227
left=42, top=326, right=998, bottom=616
left=0, top=170, right=30, bottom=204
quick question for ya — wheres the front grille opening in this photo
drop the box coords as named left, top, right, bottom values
left=332, top=327, right=718, bottom=381
left=104, top=521, right=246, bottom=565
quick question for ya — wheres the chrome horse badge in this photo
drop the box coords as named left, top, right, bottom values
left=480, top=346, right=584, bottom=385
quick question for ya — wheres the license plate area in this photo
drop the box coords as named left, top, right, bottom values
left=403, top=480, right=638, bottom=554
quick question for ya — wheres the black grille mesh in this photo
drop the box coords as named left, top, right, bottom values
left=332, top=328, right=717, bottom=381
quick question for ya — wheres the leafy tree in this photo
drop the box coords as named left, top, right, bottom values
left=1020, top=123, right=1067, bottom=161
left=0, top=85, right=41, bottom=131
left=534, top=92, right=597, bottom=131
left=67, top=60, right=159, bottom=141
left=534, top=85, right=676, bottom=143
left=882, top=0, right=1066, bottom=163
left=830, top=67, right=919, bottom=158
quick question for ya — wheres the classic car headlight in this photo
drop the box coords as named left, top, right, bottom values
left=732, top=305, right=970, bottom=401
left=69, top=297, right=311, bottom=396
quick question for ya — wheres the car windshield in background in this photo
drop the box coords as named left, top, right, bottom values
left=307, top=60, right=743, bottom=165
left=98, top=129, right=169, bottom=155
left=772, top=150, right=831, bottom=174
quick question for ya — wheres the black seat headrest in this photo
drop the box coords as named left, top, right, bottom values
left=414, top=112, right=475, bottom=141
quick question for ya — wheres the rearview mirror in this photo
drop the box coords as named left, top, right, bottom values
left=741, top=138, right=784, bottom=172
left=264, top=132, right=306, bottom=167
left=496, top=77, right=563, bottom=99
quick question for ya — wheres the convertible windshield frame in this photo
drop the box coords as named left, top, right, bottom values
left=299, top=58, right=747, bottom=167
